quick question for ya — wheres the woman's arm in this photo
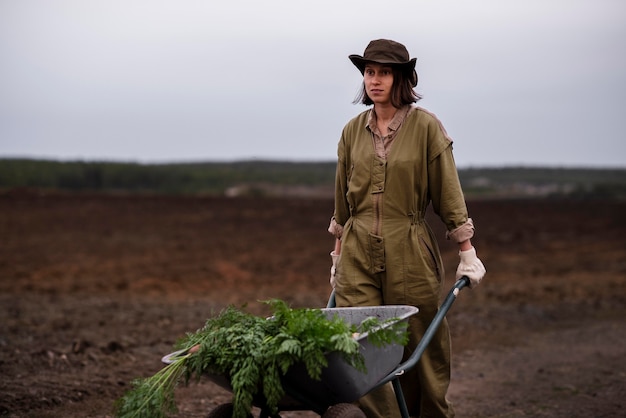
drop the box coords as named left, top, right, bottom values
left=458, top=239, right=472, bottom=252
left=333, top=238, right=341, bottom=255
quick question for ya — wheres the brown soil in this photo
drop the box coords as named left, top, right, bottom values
left=1, top=192, right=624, bottom=417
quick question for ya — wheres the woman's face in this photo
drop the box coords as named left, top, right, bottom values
left=364, top=63, right=394, bottom=106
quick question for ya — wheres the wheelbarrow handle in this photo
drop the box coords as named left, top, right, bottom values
left=326, top=289, right=337, bottom=308
left=379, top=275, right=470, bottom=385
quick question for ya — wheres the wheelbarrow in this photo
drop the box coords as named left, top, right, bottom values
left=163, top=276, right=470, bottom=418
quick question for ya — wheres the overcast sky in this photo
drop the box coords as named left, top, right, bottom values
left=1, top=0, right=624, bottom=168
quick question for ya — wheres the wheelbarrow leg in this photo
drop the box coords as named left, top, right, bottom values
left=392, top=378, right=411, bottom=418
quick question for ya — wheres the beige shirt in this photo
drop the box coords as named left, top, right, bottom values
left=367, top=105, right=413, bottom=159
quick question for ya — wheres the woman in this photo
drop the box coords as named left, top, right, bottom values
left=328, top=39, right=486, bottom=418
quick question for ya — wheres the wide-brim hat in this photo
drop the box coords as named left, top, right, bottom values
left=349, top=39, right=418, bottom=86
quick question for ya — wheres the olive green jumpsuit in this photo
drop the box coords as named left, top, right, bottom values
left=332, top=105, right=469, bottom=418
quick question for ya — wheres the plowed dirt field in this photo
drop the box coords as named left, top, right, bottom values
left=1, top=192, right=624, bottom=417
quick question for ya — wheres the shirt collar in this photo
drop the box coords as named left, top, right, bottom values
left=366, top=104, right=412, bottom=133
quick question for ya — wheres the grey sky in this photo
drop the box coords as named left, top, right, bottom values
left=1, top=0, right=625, bottom=167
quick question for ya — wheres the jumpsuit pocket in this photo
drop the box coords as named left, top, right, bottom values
left=419, top=235, right=440, bottom=280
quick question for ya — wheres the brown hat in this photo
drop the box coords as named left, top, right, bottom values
left=349, top=39, right=418, bottom=86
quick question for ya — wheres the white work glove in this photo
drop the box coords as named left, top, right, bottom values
left=330, top=251, right=339, bottom=288
left=456, top=247, right=486, bottom=288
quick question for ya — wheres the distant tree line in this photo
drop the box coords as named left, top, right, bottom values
left=0, top=159, right=337, bottom=196
left=459, top=166, right=626, bottom=199
left=0, top=158, right=624, bottom=199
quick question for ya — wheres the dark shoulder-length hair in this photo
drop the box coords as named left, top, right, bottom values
left=353, top=66, right=422, bottom=107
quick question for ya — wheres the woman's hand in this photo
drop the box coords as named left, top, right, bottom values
left=456, top=247, right=486, bottom=288
left=329, top=250, right=339, bottom=288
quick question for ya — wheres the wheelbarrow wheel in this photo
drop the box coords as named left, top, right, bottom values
left=322, top=403, right=366, bottom=418
left=207, top=402, right=254, bottom=418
